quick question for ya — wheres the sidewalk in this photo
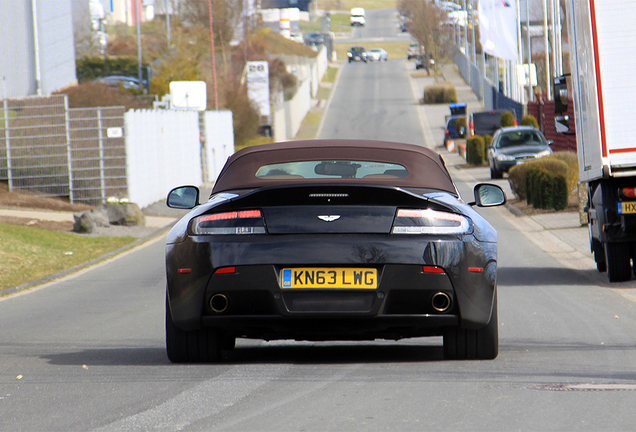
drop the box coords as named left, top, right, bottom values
left=410, top=61, right=595, bottom=273
left=0, top=60, right=596, bottom=274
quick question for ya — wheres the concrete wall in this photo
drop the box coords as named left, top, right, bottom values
left=125, top=109, right=202, bottom=209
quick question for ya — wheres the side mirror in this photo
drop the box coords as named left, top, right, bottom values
left=471, top=183, right=507, bottom=207
left=555, top=115, right=570, bottom=133
left=553, top=75, right=568, bottom=113
left=167, top=185, right=200, bottom=209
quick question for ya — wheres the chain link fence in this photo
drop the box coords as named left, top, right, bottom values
left=0, top=94, right=127, bottom=205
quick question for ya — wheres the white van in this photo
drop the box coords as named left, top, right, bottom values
left=350, top=8, right=365, bottom=26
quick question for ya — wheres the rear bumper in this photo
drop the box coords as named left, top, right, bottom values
left=166, top=233, right=497, bottom=335
left=201, top=314, right=458, bottom=341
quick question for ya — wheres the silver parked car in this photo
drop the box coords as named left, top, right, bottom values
left=366, top=48, right=388, bottom=61
left=487, top=126, right=553, bottom=179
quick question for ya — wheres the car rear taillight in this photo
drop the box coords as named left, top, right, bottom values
left=469, top=121, right=475, bottom=137
left=192, top=210, right=267, bottom=235
left=444, top=128, right=450, bottom=137
left=392, top=209, right=471, bottom=235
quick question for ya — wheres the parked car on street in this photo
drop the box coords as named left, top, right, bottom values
left=348, top=46, right=367, bottom=63
left=304, top=32, right=325, bottom=46
left=487, top=126, right=553, bottom=179
left=468, top=110, right=514, bottom=137
left=415, top=54, right=430, bottom=71
left=443, top=115, right=466, bottom=145
left=96, top=75, right=144, bottom=91
left=366, top=48, right=388, bottom=61
left=164, top=139, right=507, bottom=362
left=407, top=43, right=420, bottom=60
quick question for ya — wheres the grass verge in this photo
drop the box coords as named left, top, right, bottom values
left=0, top=223, right=137, bottom=292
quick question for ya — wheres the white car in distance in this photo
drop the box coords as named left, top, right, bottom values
left=366, top=48, right=388, bottom=61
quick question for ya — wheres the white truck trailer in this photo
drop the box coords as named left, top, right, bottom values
left=556, top=0, right=636, bottom=281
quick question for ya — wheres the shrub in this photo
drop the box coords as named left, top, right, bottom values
left=537, top=170, right=553, bottom=209
left=508, top=157, right=569, bottom=200
left=455, top=117, right=467, bottom=138
left=552, top=175, right=568, bottom=210
left=500, top=111, right=516, bottom=127
left=466, top=136, right=485, bottom=165
left=422, top=82, right=457, bottom=104
left=525, top=169, right=536, bottom=204
left=521, top=114, right=539, bottom=128
left=482, top=134, right=492, bottom=161
left=551, top=151, right=579, bottom=192
left=525, top=168, right=570, bottom=211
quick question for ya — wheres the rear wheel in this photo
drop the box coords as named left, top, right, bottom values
left=166, top=296, right=222, bottom=363
left=605, top=242, right=632, bottom=282
left=490, top=165, right=502, bottom=179
left=443, top=294, right=498, bottom=360
left=590, top=226, right=606, bottom=272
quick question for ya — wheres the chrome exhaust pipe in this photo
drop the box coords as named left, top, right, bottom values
left=431, top=292, right=452, bottom=312
left=210, top=294, right=229, bottom=313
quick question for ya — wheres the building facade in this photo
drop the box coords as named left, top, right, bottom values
left=0, top=0, right=77, bottom=98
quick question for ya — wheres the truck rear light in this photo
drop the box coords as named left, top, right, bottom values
left=392, top=209, right=472, bottom=235
left=621, top=187, right=636, bottom=199
left=192, top=210, right=267, bottom=235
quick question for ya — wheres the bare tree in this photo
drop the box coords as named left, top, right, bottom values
left=398, top=0, right=454, bottom=81
left=177, top=0, right=245, bottom=75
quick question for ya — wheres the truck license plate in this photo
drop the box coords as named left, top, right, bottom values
left=618, top=202, right=636, bottom=214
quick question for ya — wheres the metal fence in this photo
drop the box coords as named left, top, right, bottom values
left=67, top=107, right=127, bottom=205
left=0, top=95, right=71, bottom=197
left=0, top=94, right=128, bottom=205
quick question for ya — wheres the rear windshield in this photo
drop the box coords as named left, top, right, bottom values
left=472, top=112, right=502, bottom=131
left=496, top=131, right=545, bottom=148
left=255, top=160, right=408, bottom=180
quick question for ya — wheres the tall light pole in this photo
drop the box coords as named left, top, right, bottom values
left=208, top=0, right=219, bottom=110
left=136, top=0, right=142, bottom=89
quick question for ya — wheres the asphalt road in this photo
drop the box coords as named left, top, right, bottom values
left=3, top=8, right=636, bottom=432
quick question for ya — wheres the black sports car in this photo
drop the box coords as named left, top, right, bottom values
left=165, top=140, right=506, bottom=362
left=347, top=46, right=367, bottom=63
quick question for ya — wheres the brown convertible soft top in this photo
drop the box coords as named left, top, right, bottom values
left=212, top=139, right=457, bottom=194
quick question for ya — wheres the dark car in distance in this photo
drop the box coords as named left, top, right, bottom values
left=164, top=139, right=507, bottom=363
left=487, top=126, right=553, bottom=178
left=304, top=32, right=325, bottom=46
left=469, top=110, right=514, bottom=137
left=348, top=46, right=367, bottom=62
left=443, top=115, right=466, bottom=145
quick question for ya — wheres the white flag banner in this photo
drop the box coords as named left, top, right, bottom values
left=478, top=0, right=518, bottom=61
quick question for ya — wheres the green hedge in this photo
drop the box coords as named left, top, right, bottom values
left=521, top=114, right=539, bottom=128
left=500, top=111, right=516, bottom=127
left=525, top=167, right=568, bottom=210
left=466, top=136, right=485, bottom=165
left=482, top=134, right=492, bottom=161
left=76, top=56, right=144, bottom=83
left=455, top=117, right=467, bottom=138
left=508, top=152, right=578, bottom=200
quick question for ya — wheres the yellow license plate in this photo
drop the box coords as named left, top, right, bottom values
left=619, top=202, right=636, bottom=214
left=281, top=268, right=378, bottom=289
